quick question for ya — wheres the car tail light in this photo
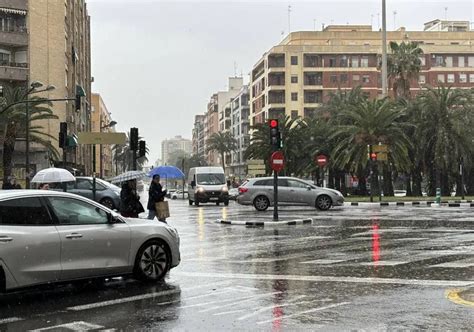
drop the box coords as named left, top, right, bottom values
left=238, top=187, right=248, bottom=194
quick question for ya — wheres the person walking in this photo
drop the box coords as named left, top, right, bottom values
left=38, top=183, right=49, bottom=190
left=120, top=180, right=144, bottom=218
left=147, top=175, right=167, bottom=222
left=2, top=176, right=15, bottom=190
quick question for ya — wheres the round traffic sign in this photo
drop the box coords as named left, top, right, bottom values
left=270, top=151, right=285, bottom=172
left=316, top=154, right=328, bottom=167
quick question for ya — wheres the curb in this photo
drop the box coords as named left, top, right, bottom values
left=346, top=201, right=474, bottom=207
left=218, top=218, right=313, bottom=227
left=446, top=288, right=474, bottom=307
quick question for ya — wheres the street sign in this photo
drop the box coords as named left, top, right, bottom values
left=270, top=151, right=285, bottom=173
left=315, top=154, right=328, bottom=167
left=78, top=132, right=127, bottom=145
left=376, top=152, right=388, bottom=161
left=372, top=145, right=388, bottom=153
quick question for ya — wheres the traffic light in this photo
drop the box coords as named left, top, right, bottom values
left=130, top=127, right=139, bottom=151
left=370, top=152, right=377, bottom=161
left=269, top=119, right=281, bottom=150
left=138, top=140, right=146, bottom=158
left=59, top=122, right=67, bottom=148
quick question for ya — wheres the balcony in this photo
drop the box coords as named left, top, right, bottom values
left=304, top=72, right=323, bottom=86
left=0, top=29, right=28, bottom=47
left=268, top=91, right=285, bottom=105
left=268, top=54, right=285, bottom=68
left=268, top=72, right=285, bottom=86
left=304, top=54, right=322, bottom=67
left=0, top=61, right=28, bottom=81
left=304, top=90, right=323, bottom=104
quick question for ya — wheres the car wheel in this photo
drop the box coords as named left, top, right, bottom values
left=216, top=202, right=220, bottom=206
left=134, top=240, right=170, bottom=281
left=315, top=195, right=332, bottom=211
left=224, top=200, right=229, bottom=206
left=195, top=200, right=200, bottom=206
left=253, top=195, right=270, bottom=211
left=189, top=199, right=193, bottom=205
left=100, top=197, right=115, bottom=209
left=172, top=196, right=177, bottom=200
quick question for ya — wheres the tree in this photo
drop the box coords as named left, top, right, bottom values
left=387, top=41, right=424, bottom=99
left=415, top=86, right=474, bottom=195
left=206, top=132, right=237, bottom=171
left=112, top=131, right=148, bottom=172
left=1, top=86, right=59, bottom=184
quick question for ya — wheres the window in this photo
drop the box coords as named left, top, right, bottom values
left=291, top=56, right=298, bottom=65
left=469, top=56, right=474, bottom=67
left=329, top=57, right=336, bottom=67
left=435, top=56, right=444, bottom=67
left=0, top=198, right=51, bottom=225
left=291, top=110, right=299, bottom=119
left=287, top=179, right=310, bottom=189
left=447, top=74, right=455, bottom=83
left=445, top=56, right=453, bottom=67
left=291, top=92, right=298, bottom=101
left=291, top=75, right=298, bottom=83
left=339, top=56, right=348, bottom=67
left=76, top=179, right=92, bottom=190
left=470, top=74, right=474, bottom=83
left=351, top=56, right=359, bottom=68
left=418, top=75, right=426, bottom=84
left=352, top=74, right=360, bottom=82
left=48, top=197, right=109, bottom=225
left=361, top=56, right=369, bottom=67
left=458, top=56, right=465, bottom=67
left=330, top=75, right=338, bottom=83
left=340, top=74, right=348, bottom=83
left=419, top=56, right=426, bottom=66
left=437, top=74, right=445, bottom=83
left=362, top=75, right=370, bottom=83
left=254, top=179, right=273, bottom=186
left=459, top=74, right=467, bottom=83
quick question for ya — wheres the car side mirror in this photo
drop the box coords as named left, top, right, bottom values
left=191, top=180, right=196, bottom=188
left=107, top=212, right=120, bottom=223
left=306, top=186, right=312, bottom=191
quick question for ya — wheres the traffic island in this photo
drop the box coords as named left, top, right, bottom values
left=346, top=201, right=474, bottom=208
left=446, top=288, right=474, bottom=307
left=218, top=218, right=313, bottom=227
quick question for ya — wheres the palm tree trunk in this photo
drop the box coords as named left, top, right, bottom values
left=2, top=121, right=18, bottom=184
left=328, top=168, right=335, bottom=189
left=221, top=152, right=225, bottom=171
left=411, top=167, right=423, bottom=196
left=382, top=164, right=394, bottom=196
left=405, top=174, right=412, bottom=196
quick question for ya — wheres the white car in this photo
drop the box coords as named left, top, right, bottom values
left=394, top=190, right=407, bottom=197
left=171, top=190, right=188, bottom=199
left=0, top=190, right=180, bottom=292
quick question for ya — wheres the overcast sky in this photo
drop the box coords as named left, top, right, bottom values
left=87, top=0, right=473, bottom=163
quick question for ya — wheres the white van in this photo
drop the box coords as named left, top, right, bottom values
left=188, top=167, right=229, bottom=206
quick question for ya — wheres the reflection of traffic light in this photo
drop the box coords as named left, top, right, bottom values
left=370, top=152, right=377, bottom=161
left=130, top=127, right=139, bottom=151
left=59, top=122, right=67, bottom=148
left=139, top=140, right=146, bottom=158
left=269, top=119, right=281, bottom=150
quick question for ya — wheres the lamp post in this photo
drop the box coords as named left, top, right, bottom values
left=25, top=81, right=55, bottom=188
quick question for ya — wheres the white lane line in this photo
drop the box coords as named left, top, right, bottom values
left=179, top=292, right=281, bottom=310
left=198, top=292, right=282, bottom=313
left=300, top=259, right=346, bottom=265
left=256, top=302, right=351, bottom=325
left=359, top=261, right=408, bottom=266
left=213, top=309, right=247, bottom=316
left=174, top=271, right=474, bottom=287
left=0, top=317, right=24, bottom=324
left=30, top=321, right=104, bottom=331
left=237, top=295, right=309, bottom=321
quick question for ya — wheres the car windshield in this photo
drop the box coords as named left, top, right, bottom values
left=197, top=174, right=225, bottom=185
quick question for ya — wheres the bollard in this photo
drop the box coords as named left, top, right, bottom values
left=435, top=187, right=441, bottom=204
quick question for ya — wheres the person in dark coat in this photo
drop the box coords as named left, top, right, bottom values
left=120, top=180, right=144, bottom=218
left=2, top=176, right=15, bottom=190
left=147, top=175, right=167, bottom=221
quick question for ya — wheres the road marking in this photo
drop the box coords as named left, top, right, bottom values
left=180, top=292, right=281, bottom=310
left=199, top=292, right=283, bottom=313
left=300, top=259, right=346, bottom=265
left=30, top=321, right=104, bottom=331
left=175, top=271, right=474, bottom=287
left=359, top=261, right=408, bottom=266
left=237, top=295, right=309, bottom=320
left=213, top=309, right=247, bottom=316
left=0, top=317, right=24, bottom=324
left=446, top=289, right=474, bottom=307
left=256, top=302, right=351, bottom=325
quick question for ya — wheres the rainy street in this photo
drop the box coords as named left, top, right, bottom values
left=1, top=200, right=473, bottom=331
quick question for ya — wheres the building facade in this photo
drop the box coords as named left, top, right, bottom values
left=192, top=114, right=205, bottom=157
left=161, top=135, right=192, bottom=166
left=250, top=22, right=474, bottom=125
left=91, top=93, right=114, bottom=179
left=0, top=0, right=92, bottom=179
left=228, top=85, right=250, bottom=179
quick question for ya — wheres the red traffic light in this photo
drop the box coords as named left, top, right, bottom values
left=370, top=153, right=377, bottom=161
left=269, top=119, right=278, bottom=128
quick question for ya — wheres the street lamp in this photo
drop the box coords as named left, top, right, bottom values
left=99, top=120, right=117, bottom=178
left=25, top=81, right=56, bottom=188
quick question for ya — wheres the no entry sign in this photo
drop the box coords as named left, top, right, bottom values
left=316, top=154, right=328, bottom=167
left=270, top=151, right=285, bottom=172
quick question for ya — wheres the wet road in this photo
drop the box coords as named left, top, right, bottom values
left=1, top=199, right=473, bottom=331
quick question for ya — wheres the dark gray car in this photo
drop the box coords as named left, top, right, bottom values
left=236, top=176, right=344, bottom=211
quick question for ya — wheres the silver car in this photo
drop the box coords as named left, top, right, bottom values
left=236, top=176, right=344, bottom=211
left=0, top=190, right=180, bottom=292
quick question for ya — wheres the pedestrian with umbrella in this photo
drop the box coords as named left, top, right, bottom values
left=120, top=179, right=144, bottom=218
left=147, top=174, right=167, bottom=222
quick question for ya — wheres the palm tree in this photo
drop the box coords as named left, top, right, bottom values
left=206, top=132, right=237, bottom=171
left=416, top=86, right=474, bottom=195
left=330, top=97, right=412, bottom=195
left=387, top=41, right=424, bottom=99
left=1, top=86, right=59, bottom=184
left=112, top=131, right=148, bottom=172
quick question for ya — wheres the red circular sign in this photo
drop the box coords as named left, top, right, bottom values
left=270, top=151, right=285, bottom=172
left=316, top=154, right=328, bottom=167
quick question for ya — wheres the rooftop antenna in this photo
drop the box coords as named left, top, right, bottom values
left=444, top=7, right=448, bottom=21
left=288, top=5, right=292, bottom=33
left=393, top=10, right=397, bottom=30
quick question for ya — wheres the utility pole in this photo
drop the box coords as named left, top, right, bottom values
left=381, top=0, right=388, bottom=97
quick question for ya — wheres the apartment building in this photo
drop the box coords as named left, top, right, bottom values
left=228, top=85, right=250, bottom=179
left=161, top=135, right=192, bottom=166
left=0, top=0, right=92, bottom=177
left=192, top=114, right=205, bottom=157
left=250, top=20, right=474, bottom=124
left=91, top=93, right=115, bottom=178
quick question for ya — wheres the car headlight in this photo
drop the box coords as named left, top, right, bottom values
left=222, top=186, right=228, bottom=192
left=196, top=186, right=205, bottom=193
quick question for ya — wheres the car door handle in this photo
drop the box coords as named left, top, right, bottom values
left=65, top=233, right=83, bottom=239
left=0, top=236, right=13, bottom=243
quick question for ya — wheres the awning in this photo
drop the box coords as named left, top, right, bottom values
left=0, top=7, right=27, bottom=16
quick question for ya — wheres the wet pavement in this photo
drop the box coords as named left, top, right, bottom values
left=1, top=199, right=473, bottom=331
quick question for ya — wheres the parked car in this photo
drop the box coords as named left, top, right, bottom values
left=236, top=177, right=344, bottom=211
left=0, top=190, right=180, bottom=292
left=55, top=177, right=122, bottom=210
left=394, top=190, right=407, bottom=197
left=171, top=190, right=188, bottom=199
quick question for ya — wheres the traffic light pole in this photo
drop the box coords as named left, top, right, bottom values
left=273, top=170, right=279, bottom=221
left=369, top=145, right=374, bottom=203
left=133, top=149, right=137, bottom=171
left=92, top=144, right=97, bottom=201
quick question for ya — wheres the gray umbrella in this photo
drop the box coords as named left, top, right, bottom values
left=110, top=170, right=148, bottom=184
